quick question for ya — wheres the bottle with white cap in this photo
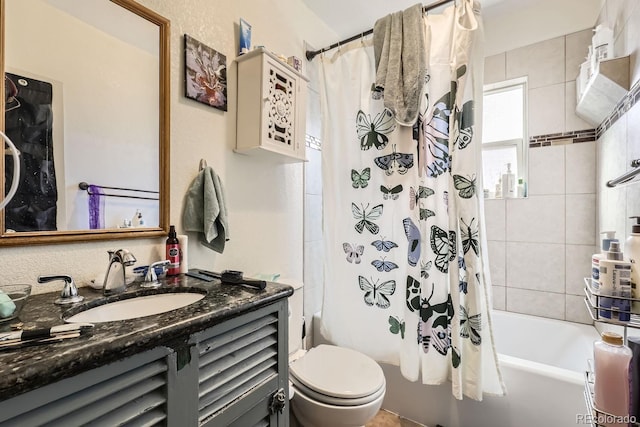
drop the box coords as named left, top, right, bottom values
left=599, top=241, right=632, bottom=321
left=625, top=216, right=640, bottom=314
left=592, top=231, right=618, bottom=292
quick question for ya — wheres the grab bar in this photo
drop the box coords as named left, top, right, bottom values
left=78, top=182, right=159, bottom=201
left=606, top=159, right=640, bottom=188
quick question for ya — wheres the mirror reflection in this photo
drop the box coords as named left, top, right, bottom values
left=3, top=0, right=165, bottom=236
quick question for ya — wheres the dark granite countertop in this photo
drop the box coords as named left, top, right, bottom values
left=0, top=274, right=293, bottom=400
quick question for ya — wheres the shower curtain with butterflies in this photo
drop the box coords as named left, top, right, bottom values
left=319, top=0, right=505, bottom=400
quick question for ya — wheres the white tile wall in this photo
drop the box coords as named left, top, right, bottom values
left=506, top=36, right=565, bottom=89
left=492, top=285, right=506, bottom=311
left=565, top=244, right=596, bottom=295
left=566, top=141, right=596, bottom=194
left=566, top=194, right=596, bottom=245
left=528, top=83, right=566, bottom=136
left=484, top=199, right=506, bottom=241
left=506, top=196, right=566, bottom=243
left=528, top=145, right=565, bottom=195
left=484, top=53, right=506, bottom=84
left=506, top=288, right=565, bottom=320
left=487, top=240, right=506, bottom=287
left=506, top=242, right=565, bottom=293
left=485, top=28, right=598, bottom=323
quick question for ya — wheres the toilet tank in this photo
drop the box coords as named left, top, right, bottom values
left=288, top=282, right=304, bottom=356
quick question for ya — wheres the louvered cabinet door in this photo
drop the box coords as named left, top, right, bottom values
left=193, top=301, right=289, bottom=427
left=0, top=347, right=172, bottom=427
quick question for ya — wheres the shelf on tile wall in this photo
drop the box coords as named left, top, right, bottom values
left=576, top=56, right=630, bottom=127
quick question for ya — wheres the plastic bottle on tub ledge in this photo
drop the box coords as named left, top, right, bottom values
left=599, top=241, right=632, bottom=321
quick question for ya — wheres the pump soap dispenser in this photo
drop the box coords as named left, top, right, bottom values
left=625, top=216, right=640, bottom=314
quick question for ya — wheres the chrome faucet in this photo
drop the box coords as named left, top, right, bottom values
left=38, top=274, right=84, bottom=305
left=103, top=249, right=137, bottom=295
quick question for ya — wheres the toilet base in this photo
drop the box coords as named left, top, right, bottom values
left=290, top=384, right=384, bottom=427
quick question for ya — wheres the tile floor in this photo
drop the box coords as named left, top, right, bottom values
left=366, top=410, right=426, bottom=427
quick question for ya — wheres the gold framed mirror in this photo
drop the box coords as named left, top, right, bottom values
left=0, top=0, right=170, bottom=246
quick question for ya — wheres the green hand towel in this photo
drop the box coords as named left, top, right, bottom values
left=183, top=166, right=230, bottom=253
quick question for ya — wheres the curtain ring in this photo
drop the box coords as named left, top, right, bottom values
left=360, top=32, right=365, bottom=45
left=337, top=41, right=341, bottom=52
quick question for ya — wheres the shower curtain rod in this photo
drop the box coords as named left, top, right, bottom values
left=305, top=0, right=455, bottom=61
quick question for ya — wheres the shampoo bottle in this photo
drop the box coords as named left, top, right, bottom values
left=593, top=331, right=632, bottom=427
left=625, top=216, right=640, bottom=314
left=593, top=231, right=618, bottom=292
left=599, top=241, right=632, bottom=321
left=166, top=225, right=181, bottom=276
left=501, top=163, right=516, bottom=198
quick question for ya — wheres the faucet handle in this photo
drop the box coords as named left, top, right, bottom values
left=38, top=275, right=85, bottom=305
left=142, top=260, right=170, bottom=288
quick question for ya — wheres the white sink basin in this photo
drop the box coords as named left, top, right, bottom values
left=65, top=292, right=205, bottom=323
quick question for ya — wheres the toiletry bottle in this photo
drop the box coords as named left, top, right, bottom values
left=166, top=225, right=181, bottom=276
left=627, top=337, right=640, bottom=421
left=592, top=24, right=614, bottom=64
left=599, top=241, right=632, bottom=320
left=138, top=211, right=145, bottom=227
left=593, top=331, right=632, bottom=427
left=501, top=163, right=516, bottom=198
left=593, top=231, right=619, bottom=291
left=495, top=177, right=502, bottom=199
left=625, top=216, right=640, bottom=314
left=132, top=209, right=141, bottom=227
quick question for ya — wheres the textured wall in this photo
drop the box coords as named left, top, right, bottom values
left=0, top=0, right=337, bottom=295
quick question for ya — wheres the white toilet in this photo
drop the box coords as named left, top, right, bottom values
left=288, top=284, right=386, bottom=427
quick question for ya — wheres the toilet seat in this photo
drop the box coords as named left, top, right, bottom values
left=289, top=345, right=385, bottom=407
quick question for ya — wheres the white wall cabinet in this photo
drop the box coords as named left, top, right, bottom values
left=236, top=48, right=308, bottom=162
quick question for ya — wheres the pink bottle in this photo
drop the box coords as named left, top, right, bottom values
left=594, top=331, right=632, bottom=426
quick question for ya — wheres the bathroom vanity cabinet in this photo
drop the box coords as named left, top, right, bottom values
left=235, top=48, right=308, bottom=162
left=0, top=279, right=291, bottom=427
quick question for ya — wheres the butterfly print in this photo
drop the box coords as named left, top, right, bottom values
left=409, top=186, right=435, bottom=220
left=351, top=168, right=371, bottom=189
left=420, top=92, right=453, bottom=178
left=343, top=243, right=364, bottom=264
left=418, top=290, right=454, bottom=355
left=388, top=316, right=406, bottom=339
left=371, top=258, right=399, bottom=272
left=375, top=145, right=414, bottom=176
left=358, top=276, right=396, bottom=309
left=372, top=238, right=398, bottom=252
left=460, top=217, right=479, bottom=256
left=409, top=186, right=435, bottom=209
left=406, top=275, right=421, bottom=312
left=356, top=109, right=396, bottom=150
left=454, top=100, right=474, bottom=150
left=453, top=174, right=476, bottom=199
left=430, top=225, right=456, bottom=273
left=380, top=184, right=403, bottom=200
left=421, top=260, right=432, bottom=279
left=352, top=203, right=383, bottom=234
left=459, top=305, right=482, bottom=346
left=403, top=218, right=421, bottom=267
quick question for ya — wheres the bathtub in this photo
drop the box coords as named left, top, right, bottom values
left=314, top=310, right=600, bottom=427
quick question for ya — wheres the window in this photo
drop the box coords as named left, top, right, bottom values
left=481, top=78, right=527, bottom=198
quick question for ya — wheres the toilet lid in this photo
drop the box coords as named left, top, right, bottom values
left=289, top=345, right=384, bottom=399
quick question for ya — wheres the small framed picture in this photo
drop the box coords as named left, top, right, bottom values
left=239, top=18, right=251, bottom=55
left=184, top=34, right=227, bottom=111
